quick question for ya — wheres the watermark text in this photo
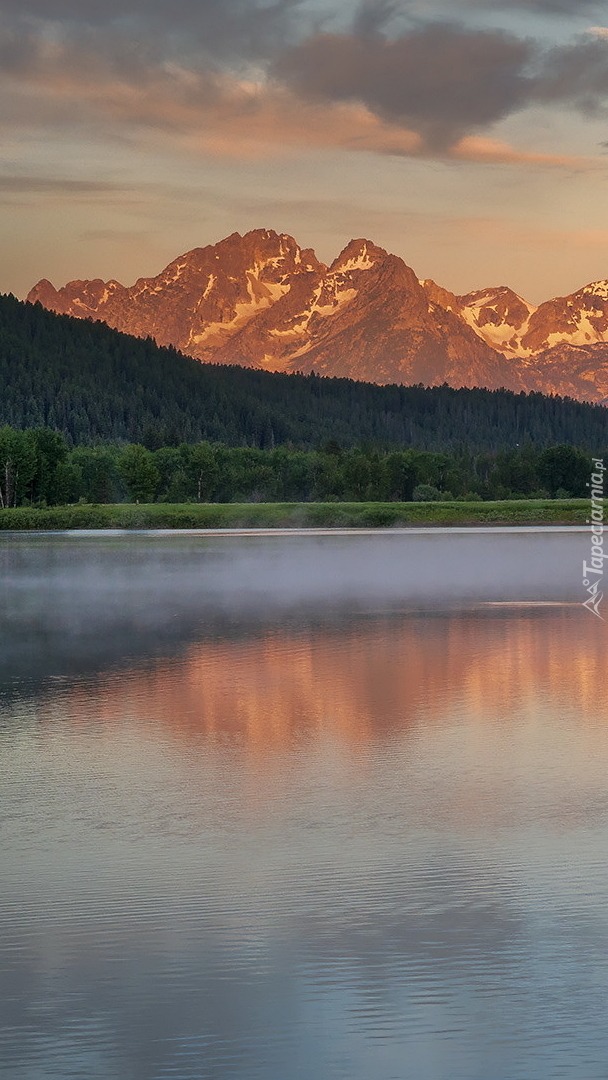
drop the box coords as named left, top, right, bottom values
left=583, top=458, right=605, bottom=620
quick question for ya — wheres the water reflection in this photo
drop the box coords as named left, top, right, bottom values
left=2, top=534, right=608, bottom=1080
left=9, top=605, right=608, bottom=841
left=31, top=605, right=604, bottom=748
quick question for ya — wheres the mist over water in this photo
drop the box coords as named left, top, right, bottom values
left=1, top=530, right=608, bottom=1080
left=0, top=529, right=587, bottom=685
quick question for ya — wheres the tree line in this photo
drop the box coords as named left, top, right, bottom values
left=0, top=426, right=600, bottom=507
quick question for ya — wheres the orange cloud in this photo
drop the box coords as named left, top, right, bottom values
left=0, top=42, right=598, bottom=170
left=452, top=134, right=592, bottom=168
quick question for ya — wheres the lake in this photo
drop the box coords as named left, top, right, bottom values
left=1, top=529, right=608, bottom=1080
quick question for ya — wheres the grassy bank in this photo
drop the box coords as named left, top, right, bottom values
left=0, top=500, right=589, bottom=530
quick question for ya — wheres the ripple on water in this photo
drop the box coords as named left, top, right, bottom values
left=1, top=535, right=608, bottom=1080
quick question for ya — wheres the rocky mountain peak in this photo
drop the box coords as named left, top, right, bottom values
left=330, top=239, right=386, bottom=274
left=25, top=229, right=608, bottom=402
left=28, top=278, right=64, bottom=311
left=580, top=280, right=608, bottom=301
left=520, top=279, right=608, bottom=355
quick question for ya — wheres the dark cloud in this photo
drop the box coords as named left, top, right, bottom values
left=273, top=22, right=608, bottom=149
left=536, top=36, right=608, bottom=114
left=0, top=0, right=305, bottom=63
left=465, top=0, right=603, bottom=12
left=274, top=24, right=534, bottom=148
left=0, top=22, right=43, bottom=75
left=0, top=0, right=299, bottom=29
left=352, top=0, right=405, bottom=36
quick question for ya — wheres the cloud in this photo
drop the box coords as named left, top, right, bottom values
left=464, top=0, right=604, bottom=12
left=0, top=176, right=125, bottom=193
left=0, top=45, right=585, bottom=171
left=535, top=35, right=608, bottom=114
left=352, top=0, right=405, bottom=36
left=274, top=23, right=608, bottom=149
left=1, top=7, right=608, bottom=166
left=450, top=135, right=590, bottom=167
left=274, top=24, right=534, bottom=149
left=0, top=0, right=305, bottom=62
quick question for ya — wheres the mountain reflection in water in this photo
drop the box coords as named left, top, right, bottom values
left=2, top=532, right=608, bottom=1080
left=41, top=607, right=603, bottom=752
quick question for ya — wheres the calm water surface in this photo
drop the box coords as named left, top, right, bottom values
left=1, top=530, right=608, bottom=1080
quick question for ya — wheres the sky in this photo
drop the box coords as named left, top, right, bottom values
left=2, top=0, right=608, bottom=303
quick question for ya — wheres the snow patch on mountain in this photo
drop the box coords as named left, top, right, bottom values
left=456, top=288, right=536, bottom=356
left=460, top=307, right=533, bottom=355
left=544, top=317, right=608, bottom=348
left=269, top=282, right=358, bottom=339
left=582, top=280, right=608, bottom=300
left=202, top=274, right=216, bottom=300
left=337, top=245, right=375, bottom=272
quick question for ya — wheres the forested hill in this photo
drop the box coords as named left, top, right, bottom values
left=1, top=292, right=606, bottom=451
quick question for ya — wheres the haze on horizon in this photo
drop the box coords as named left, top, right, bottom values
left=2, top=0, right=608, bottom=304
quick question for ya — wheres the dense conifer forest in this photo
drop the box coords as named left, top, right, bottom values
left=1, top=292, right=606, bottom=453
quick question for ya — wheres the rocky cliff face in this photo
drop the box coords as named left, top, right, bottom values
left=29, top=230, right=324, bottom=359
left=524, top=342, right=608, bottom=402
left=520, top=281, right=608, bottom=356
left=27, top=229, right=608, bottom=403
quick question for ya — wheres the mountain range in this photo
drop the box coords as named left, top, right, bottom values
left=28, top=228, right=608, bottom=404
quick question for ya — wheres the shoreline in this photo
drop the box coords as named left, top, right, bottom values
left=0, top=499, right=588, bottom=531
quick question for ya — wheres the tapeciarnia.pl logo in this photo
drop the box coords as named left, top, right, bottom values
left=582, top=458, right=605, bottom=620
